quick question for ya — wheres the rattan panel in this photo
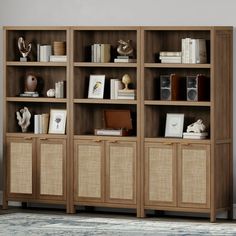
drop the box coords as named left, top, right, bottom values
left=109, top=146, right=134, bottom=200
left=182, top=149, right=207, bottom=204
left=78, top=144, right=102, bottom=198
left=40, top=143, right=63, bottom=196
left=10, top=142, right=32, bottom=194
left=148, top=147, right=173, bottom=202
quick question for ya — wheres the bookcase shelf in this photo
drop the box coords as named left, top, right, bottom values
left=74, top=62, right=137, bottom=68
left=3, top=26, right=232, bottom=223
left=6, top=61, right=67, bottom=67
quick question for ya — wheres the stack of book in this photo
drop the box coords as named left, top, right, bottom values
left=117, top=89, right=135, bottom=99
left=91, top=44, right=111, bottom=62
left=181, top=38, right=207, bottom=63
left=159, top=51, right=182, bottom=63
left=55, top=81, right=66, bottom=98
left=110, top=79, right=123, bottom=99
left=34, top=113, right=49, bottom=134
left=20, top=91, right=39, bottom=97
left=183, top=132, right=208, bottom=139
left=50, top=55, right=67, bottom=62
left=114, top=56, right=136, bottom=63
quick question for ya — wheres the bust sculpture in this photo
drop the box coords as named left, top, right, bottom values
left=186, top=119, right=206, bottom=133
left=16, top=107, right=31, bottom=132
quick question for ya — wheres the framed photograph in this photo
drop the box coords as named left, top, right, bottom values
left=165, top=113, right=184, bottom=138
left=48, top=109, right=67, bottom=134
left=88, top=75, right=105, bottom=99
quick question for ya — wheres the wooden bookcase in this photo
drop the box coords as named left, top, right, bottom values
left=2, top=26, right=232, bottom=222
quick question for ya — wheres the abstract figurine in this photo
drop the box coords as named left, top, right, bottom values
left=16, top=107, right=31, bottom=132
left=18, top=37, right=32, bottom=61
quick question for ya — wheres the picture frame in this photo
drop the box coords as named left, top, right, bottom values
left=165, top=113, right=184, bottom=138
left=48, top=109, right=67, bottom=134
left=88, top=74, right=105, bottom=99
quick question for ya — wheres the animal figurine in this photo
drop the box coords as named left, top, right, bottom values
left=186, top=119, right=206, bottom=133
left=117, top=39, right=133, bottom=56
left=16, top=107, right=31, bottom=132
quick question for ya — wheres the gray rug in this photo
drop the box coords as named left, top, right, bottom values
left=0, top=212, right=235, bottom=235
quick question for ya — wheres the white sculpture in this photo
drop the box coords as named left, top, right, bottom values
left=186, top=119, right=206, bottom=133
left=16, top=107, right=31, bottom=132
left=47, top=89, right=55, bottom=97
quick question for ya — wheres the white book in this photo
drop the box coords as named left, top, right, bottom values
left=181, top=38, right=186, bottom=63
left=34, top=115, right=40, bottom=134
left=39, top=115, right=43, bottom=134
left=183, top=132, right=208, bottom=137
left=114, top=58, right=136, bottom=63
left=40, top=45, right=52, bottom=62
left=91, top=44, right=94, bottom=62
left=96, top=44, right=101, bottom=62
left=110, top=79, right=123, bottom=99
left=50, top=55, right=67, bottom=62
left=160, top=51, right=182, bottom=57
left=185, top=38, right=191, bottom=63
left=37, top=44, right=40, bottom=62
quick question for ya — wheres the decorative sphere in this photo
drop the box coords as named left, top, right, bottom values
left=122, top=74, right=131, bottom=85
left=47, top=89, right=55, bottom=97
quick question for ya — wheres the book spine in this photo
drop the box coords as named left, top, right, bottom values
left=42, top=113, right=49, bottom=134
left=181, top=38, right=185, bottom=63
left=96, top=44, right=101, bottom=63
left=37, top=44, right=40, bottom=62
left=34, top=115, right=40, bottom=134
left=91, top=44, right=94, bottom=62
left=110, top=79, right=115, bottom=99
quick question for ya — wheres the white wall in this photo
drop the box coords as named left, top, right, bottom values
left=0, top=0, right=236, bottom=201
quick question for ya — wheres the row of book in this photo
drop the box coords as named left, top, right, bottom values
left=91, top=44, right=111, bottom=63
left=110, top=79, right=135, bottom=99
left=183, top=132, right=208, bottom=139
left=159, top=51, right=182, bottom=63
left=181, top=38, right=207, bottom=63
left=55, top=81, right=66, bottom=98
left=37, top=44, right=67, bottom=62
left=34, top=113, right=49, bottom=134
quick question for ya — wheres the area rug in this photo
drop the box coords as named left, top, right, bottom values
left=0, top=212, right=235, bottom=235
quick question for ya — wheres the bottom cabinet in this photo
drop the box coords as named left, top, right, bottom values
left=145, top=142, right=177, bottom=206
left=6, top=136, right=66, bottom=202
left=145, top=142, right=210, bottom=210
left=38, top=138, right=66, bottom=200
left=178, top=144, right=210, bottom=208
left=7, top=137, right=36, bottom=199
left=74, top=139, right=137, bottom=205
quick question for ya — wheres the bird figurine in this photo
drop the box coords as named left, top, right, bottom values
left=93, top=81, right=102, bottom=93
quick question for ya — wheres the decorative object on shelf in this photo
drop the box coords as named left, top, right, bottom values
left=115, top=39, right=136, bottom=63
left=117, top=39, right=133, bottom=56
left=159, top=51, right=182, bottom=63
left=16, top=107, right=31, bottom=132
left=55, top=81, right=66, bottom=98
left=46, top=89, right=55, bottom=97
left=53, top=41, right=66, bottom=55
left=39, top=45, right=52, bottom=62
left=117, top=74, right=135, bottom=99
left=18, top=37, right=32, bottom=62
left=186, top=119, right=206, bottom=133
left=48, top=109, right=67, bottom=134
left=88, top=75, right=105, bottom=99
left=165, top=113, right=184, bottom=138
left=110, top=79, right=123, bottom=99
left=20, top=74, right=39, bottom=97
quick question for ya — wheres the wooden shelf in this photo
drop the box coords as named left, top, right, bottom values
left=144, top=63, right=211, bottom=68
left=144, top=100, right=211, bottom=106
left=74, top=135, right=137, bottom=141
left=144, top=137, right=211, bottom=144
left=74, top=62, right=137, bottom=67
left=6, top=61, right=67, bottom=67
left=6, top=97, right=67, bottom=103
left=74, top=99, right=137, bottom=104
left=6, top=132, right=67, bottom=138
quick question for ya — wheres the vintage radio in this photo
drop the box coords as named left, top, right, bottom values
left=160, top=74, right=183, bottom=100
left=187, top=74, right=210, bottom=101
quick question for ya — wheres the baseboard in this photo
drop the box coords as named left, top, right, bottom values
left=0, top=190, right=236, bottom=219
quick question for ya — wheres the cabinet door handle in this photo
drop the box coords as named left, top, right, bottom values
left=40, top=138, right=48, bottom=140
left=163, top=142, right=172, bottom=145
left=24, top=137, right=32, bottom=140
left=93, top=139, right=102, bottom=143
left=110, top=140, right=118, bottom=143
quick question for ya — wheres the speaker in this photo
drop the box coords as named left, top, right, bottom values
left=187, top=74, right=210, bottom=101
left=160, top=74, right=183, bottom=100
